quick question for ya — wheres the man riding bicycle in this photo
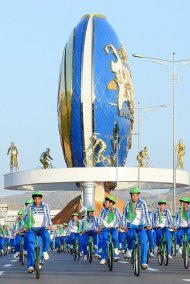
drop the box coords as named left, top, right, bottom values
left=176, top=197, right=190, bottom=255
left=98, top=196, right=121, bottom=265
left=23, top=191, right=52, bottom=273
left=152, top=199, right=174, bottom=259
left=122, top=187, right=151, bottom=270
left=81, top=208, right=98, bottom=259
left=12, top=210, right=25, bottom=258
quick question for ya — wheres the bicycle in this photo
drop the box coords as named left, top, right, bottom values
left=83, top=152, right=113, bottom=167
left=19, top=234, right=25, bottom=265
left=56, top=237, right=62, bottom=253
left=31, top=228, right=45, bottom=279
left=130, top=229, right=141, bottom=277
left=87, top=233, right=94, bottom=263
left=62, top=238, right=67, bottom=254
left=182, top=230, right=190, bottom=269
left=107, top=230, right=114, bottom=272
left=171, top=233, right=177, bottom=257
left=156, top=228, right=169, bottom=266
left=72, top=236, right=80, bottom=261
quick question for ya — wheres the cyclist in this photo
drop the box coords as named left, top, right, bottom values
left=147, top=210, right=155, bottom=258
left=122, top=187, right=151, bottom=270
left=40, top=148, right=53, bottom=169
left=97, top=201, right=106, bottom=259
left=67, top=213, right=83, bottom=254
left=152, top=199, right=174, bottom=259
left=0, top=225, right=5, bottom=255
left=81, top=208, right=98, bottom=259
left=176, top=197, right=190, bottom=255
left=24, top=191, right=52, bottom=273
left=12, top=210, right=25, bottom=258
left=61, top=223, right=69, bottom=251
left=3, top=225, right=11, bottom=253
left=55, top=225, right=63, bottom=251
left=23, top=198, right=34, bottom=255
left=98, top=196, right=121, bottom=265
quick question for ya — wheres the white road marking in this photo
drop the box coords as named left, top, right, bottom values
left=182, top=280, right=190, bottom=282
left=0, top=271, right=4, bottom=275
left=3, top=264, right=12, bottom=267
left=118, top=261, right=129, bottom=264
left=147, top=267, right=159, bottom=272
left=11, top=260, right=17, bottom=262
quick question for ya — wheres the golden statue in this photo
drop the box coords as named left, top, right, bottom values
left=92, top=134, right=107, bottom=163
left=7, top=142, right=19, bottom=172
left=137, top=146, right=149, bottom=167
left=176, top=139, right=185, bottom=170
left=40, top=148, right=53, bottom=169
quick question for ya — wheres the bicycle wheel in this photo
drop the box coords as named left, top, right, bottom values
left=73, top=246, right=77, bottom=261
left=163, top=241, right=169, bottom=266
left=57, top=242, right=62, bottom=253
left=83, top=156, right=96, bottom=167
left=63, top=241, right=67, bottom=254
left=88, top=242, right=93, bottom=263
left=157, top=246, right=163, bottom=265
left=172, top=239, right=177, bottom=257
left=107, top=243, right=113, bottom=271
left=77, top=243, right=80, bottom=261
left=133, top=244, right=140, bottom=276
left=183, top=241, right=189, bottom=269
left=19, top=243, right=24, bottom=264
left=35, top=246, right=40, bottom=279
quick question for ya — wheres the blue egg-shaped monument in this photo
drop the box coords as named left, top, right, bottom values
left=58, top=14, right=134, bottom=168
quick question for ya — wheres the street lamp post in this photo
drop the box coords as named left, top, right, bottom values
left=133, top=52, right=190, bottom=213
left=136, top=103, right=169, bottom=189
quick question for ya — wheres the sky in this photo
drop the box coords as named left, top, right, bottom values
left=0, top=0, right=190, bottom=193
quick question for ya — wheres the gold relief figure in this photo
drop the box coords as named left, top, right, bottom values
left=176, top=139, right=185, bottom=170
left=92, top=134, right=107, bottom=163
left=137, top=146, right=149, bottom=167
left=40, top=148, right=53, bottom=169
left=7, top=142, right=19, bottom=172
left=104, top=44, right=134, bottom=116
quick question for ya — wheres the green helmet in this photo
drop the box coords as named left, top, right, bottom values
left=179, top=197, right=190, bottom=203
left=63, top=223, right=68, bottom=227
left=32, top=190, right=43, bottom=198
left=25, top=198, right=34, bottom=205
left=72, top=212, right=78, bottom=217
left=130, top=187, right=140, bottom=194
left=18, top=210, right=24, bottom=216
left=105, top=196, right=116, bottom=204
left=87, top=208, right=94, bottom=212
left=158, top=199, right=167, bottom=204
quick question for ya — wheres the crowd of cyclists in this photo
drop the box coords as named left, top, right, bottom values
left=0, top=187, right=190, bottom=275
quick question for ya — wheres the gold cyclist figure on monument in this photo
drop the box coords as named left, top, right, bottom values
left=39, top=148, right=53, bottom=169
left=137, top=146, right=150, bottom=167
left=176, top=139, right=185, bottom=170
left=7, top=142, right=19, bottom=172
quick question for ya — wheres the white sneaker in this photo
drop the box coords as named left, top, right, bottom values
left=121, top=250, right=125, bottom=254
left=43, top=252, right=49, bottom=260
left=28, top=266, right=34, bottom=273
left=141, top=263, right=148, bottom=270
left=178, top=247, right=182, bottom=255
left=39, top=264, right=42, bottom=270
left=1, top=249, right=4, bottom=255
left=100, top=259, right=107, bottom=265
left=23, top=250, right=27, bottom=255
left=168, top=254, right=173, bottom=259
left=149, top=250, right=154, bottom=258
left=125, top=249, right=132, bottom=259
left=84, top=255, right=88, bottom=260
left=114, top=248, right=119, bottom=255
